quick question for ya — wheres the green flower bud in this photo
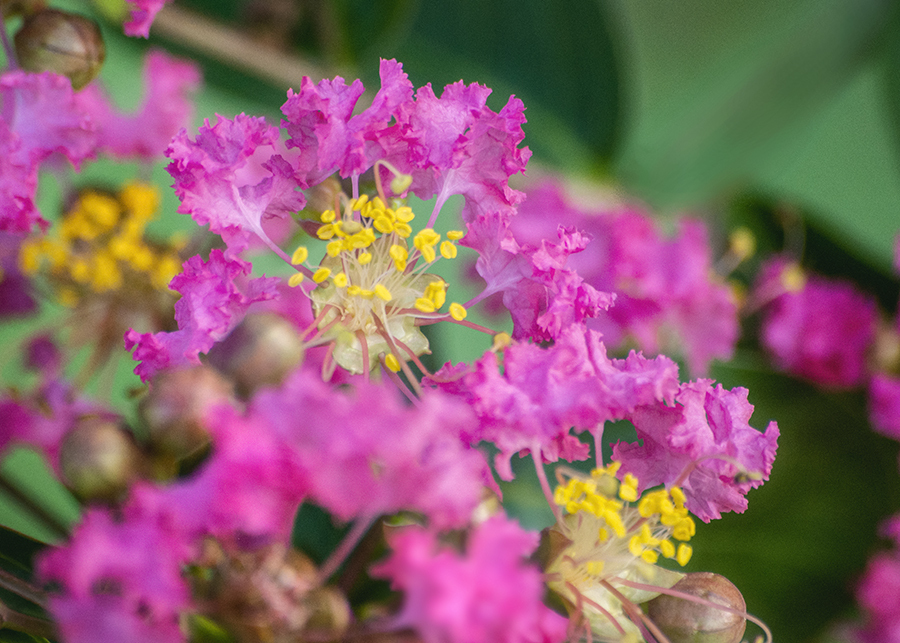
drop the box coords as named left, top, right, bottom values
left=646, top=572, right=747, bottom=643
left=14, top=9, right=105, bottom=90
left=206, top=313, right=305, bottom=397
left=60, top=417, right=143, bottom=503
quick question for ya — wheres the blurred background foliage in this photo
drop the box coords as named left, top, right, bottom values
left=4, top=0, right=900, bottom=642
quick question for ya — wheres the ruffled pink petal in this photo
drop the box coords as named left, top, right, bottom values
left=374, top=516, right=567, bottom=643
left=126, top=250, right=280, bottom=382
left=124, top=0, right=171, bottom=38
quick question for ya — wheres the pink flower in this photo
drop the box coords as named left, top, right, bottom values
left=124, top=0, right=171, bottom=38
left=253, top=369, right=490, bottom=529
left=38, top=508, right=191, bottom=643
left=463, top=210, right=613, bottom=342
left=613, top=380, right=780, bottom=522
left=76, top=50, right=200, bottom=159
left=428, top=325, right=679, bottom=480
left=869, top=374, right=900, bottom=441
left=508, top=181, right=738, bottom=375
left=166, top=114, right=305, bottom=256
left=757, top=257, right=877, bottom=388
left=374, top=516, right=567, bottom=643
left=126, top=250, right=280, bottom=382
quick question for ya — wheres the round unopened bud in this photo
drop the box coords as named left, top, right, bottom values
left=647, top=572, right=747, bottom=643
left=60, top=417, right=143, bottom=503
left=15, top=9, right=105, bottom=90
left=206, top=313, right=305, bottom=397
left=140, top=366, right=233, bottom=462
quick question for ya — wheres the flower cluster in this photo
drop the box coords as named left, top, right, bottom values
left=0, top=6, right=782, bottom=642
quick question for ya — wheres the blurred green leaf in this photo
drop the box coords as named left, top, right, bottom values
left=393, top=0, right=620, bottom=171
left=610, top=0, right=889, bottom=215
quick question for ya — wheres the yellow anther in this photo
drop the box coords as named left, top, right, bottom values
left=390, top=173, right=413, bottom=195
left=420, top=244, right=436, bottom=263
left=71, top=259, right=90, bottom=283
left=384, top=353, right=402, bottom=372
left=342, top=220, right=363, bottom=235
left=333, top=221, right=348, bottom=238
left=672, top=517, right=696, bottom=542
left=729, top=227, right=756, bottom=261
left=414, top=229, right=441, bottom=247
left=492, top=332, right=512, bottom=351
left=440, top=241, right=457, bottom=259
left=447, top=230, right=465, bottom=241
left=312, top=267, right=331, bottom=283
left=81, top=192, right=120, bottom=228
left=317, top=224, right=336, bottom=240
left=394, top=206, right=415, bottom=223
left=359, top=288, right=374, bottom=299
left=394, top=222, right=412, bottom=238
left=619, top=480, right=638, bottom=503
left=358, top=252, right=373, bottom=265
left=292, top=246, right=309, bottom=265
left=415, top=297, right=436, bottom=313
left=119, top=182, right=160, bottom=220
left=598, top=527, right=609, bottom=542
left=374, top=216, right=394, bottom=234
left=676, top=543, right=692, bottom=566
left=371, top=197, right=386, bottom=212
left=641, top=550, right=660, bottom=564
left=352, top=195, right=369, bottom=210
left=390, top=244, right=408, bottom=271
left=585, top=560, right=605, bottom=576
left=320, top=209, right=336, bottom=223
left=374, top=284, right=392, bottom=301
left=128, top=245, right=154, bottom=271
left=659, top=539, right=676, bottom=559
left=347, top=285, right=362, bottom=296
left=449, top=302, right=467, bottom=321
left=780, top=263, right=806, bottom=292
left=333, top=273, right=348, bottom=288
left=326, top=240, right=343, bottom=257
left=288, top=272, right=305, bottom=287
left=670, top=487, right=686, bottom=507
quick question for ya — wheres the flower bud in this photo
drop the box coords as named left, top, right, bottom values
left=60, top=417, right=143, bottom=503
left=14, top=9, right=105, bottom=90
left=206, top=313, right=305, bottom=397
left=139, top=366, right=233, bottom=463
left=646, top=572, right=747, bottom=643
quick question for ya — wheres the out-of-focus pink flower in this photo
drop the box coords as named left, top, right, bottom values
left=613, top=380, right=779, bottom=522
left=374, top=516, right=567, bottom=643
left=126, top=250, right=280, bottom=382
left=124, top=0, right=171, bottom=38
left=869, top=374, right=900, bottom=441
left=757, top=257, right=877, bottom=389
left=76, top=50, right=200, bottom=159
left=428, top=325, right=679, bottom=480
left=0, top=231, right=36, bottom=313
left=38, top=508, right=191, bottom=643
left=506, top=180, right=738, bottom=376
left=253, top=369, right=490, bottom=529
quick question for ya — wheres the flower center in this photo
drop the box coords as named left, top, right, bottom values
left=290, top=186, right=467, bottom=376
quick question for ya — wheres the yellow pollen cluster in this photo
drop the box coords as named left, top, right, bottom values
left=554, top=462, right=695, bottom=569
left=19, top=183, right=182, bottom=306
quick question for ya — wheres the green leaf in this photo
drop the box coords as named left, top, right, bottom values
left=611, top=0, right=890, bottom=212
left=393, top=0, right=620, bottom=171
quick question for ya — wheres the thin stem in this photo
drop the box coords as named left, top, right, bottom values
left=382, top=363, right=420, bottom=406
left=0, top=599, right=57, bottom=639
left=357, top=331, right=370, bottom=382
left=0, top=569, right=46, bottom=608
left=593, top=424, right=605, bottom=469
left=531, top=449, right=561, bottom=523
left=601, top=579, right=671, bottom=643
left=0, top=19, right=17, bottom=70
left=0, top=473, right=70, bottom=540
left=317, top=515, right=377, bottom=584
left=393, top=337, right=432, bottom=378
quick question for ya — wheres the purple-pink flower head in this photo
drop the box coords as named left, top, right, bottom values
left=428, top=325, right=680, bottom=481
left=159, top=60, right=531, bottom=379
left=38, top=508, right=191, bottom=643
left=374, top=515, right=568, bottom=643
left=756, top=256, right=877, bottom=389
left=505, top=180, right=739, bottom=375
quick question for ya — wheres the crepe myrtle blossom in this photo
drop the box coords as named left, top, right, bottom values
left=754, top=256, right=878, bottom=389
left=124, top=0, right=173, bottom=38
left=132, top=59, right=608, bottom=381
left=491, top=180, right=740, bottom=376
